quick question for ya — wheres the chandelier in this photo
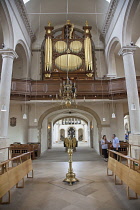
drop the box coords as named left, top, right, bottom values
left=59, top=78, right=76, bottom=107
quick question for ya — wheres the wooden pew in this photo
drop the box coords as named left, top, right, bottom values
left=0, top=152, right=33, bottom=204
left=107, top=150, right=140, bottom=199
left=10, top=143, right=40, bottom=160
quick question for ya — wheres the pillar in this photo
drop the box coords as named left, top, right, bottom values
left=0, top=49, right=18, bottom=138
left=116, top=103, right=125, bottom=140
left=119, top=46, right=140, bottom=135
left=119, top=46, right=140, bottom=158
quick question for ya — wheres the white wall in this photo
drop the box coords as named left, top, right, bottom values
left=95, top=51, right=107, bottom=77
left=8, top=101, right=128, bottom=154
left=8, top=104, right=29, bottom=144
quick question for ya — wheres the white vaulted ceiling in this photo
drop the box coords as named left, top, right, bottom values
left=24, top=0, right=110, bottom=35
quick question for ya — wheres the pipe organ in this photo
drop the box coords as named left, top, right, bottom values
left=42, top=21, right=96, bottom=80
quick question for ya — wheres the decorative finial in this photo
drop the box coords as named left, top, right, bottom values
left=67, top=20, right=71, bottom=25
left=48, top=22, right=51, bottom=26
left=85, top=20, right=89, bottom=26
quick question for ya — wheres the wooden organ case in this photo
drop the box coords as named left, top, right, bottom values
left=41, top=21, right=96, bottom=80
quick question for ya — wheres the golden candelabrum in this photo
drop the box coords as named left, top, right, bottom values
left=63, top=137, right=79, bottom=185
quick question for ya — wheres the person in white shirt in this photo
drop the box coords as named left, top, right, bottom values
left=112, top=134, right=120, bottom=159
left=101, top=135, right=109, bottom=161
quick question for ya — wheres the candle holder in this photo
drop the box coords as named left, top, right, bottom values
left=63, top=138, right=79, bottom=185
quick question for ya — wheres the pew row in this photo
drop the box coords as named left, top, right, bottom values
left=0, top=152, right=33, bottom=204
left=10, top=143, right=40, bottom=160
left=107, top=150, right=140, bottom=199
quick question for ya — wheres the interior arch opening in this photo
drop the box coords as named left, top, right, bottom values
left=52, top=117, right=89, bottom=148
left=108, top=40, right=124, bottom=78
left=13, top=43, right=28, bottom=79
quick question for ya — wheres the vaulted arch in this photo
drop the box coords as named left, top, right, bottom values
left=13, top=41, right=29, bottom=79
left=107, top=37, right=124, bottom=78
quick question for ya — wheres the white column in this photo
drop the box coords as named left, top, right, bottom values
left=64, top=128, right=66, bottom=138
left=116, top=103, right=125, bottom=140
left=118, top=46, right=140, bottom=134
left=54, top=123, right=58, bottom=142
left=85, top=124, right=88, bottom=141
left=76, top=128, right=78, bottom=140
left=0, top=49, right=18, bottom=137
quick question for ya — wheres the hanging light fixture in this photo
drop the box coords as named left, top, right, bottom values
left=112, top=113, right=116, bottom=118
left=59, top=8, right=77, bottom=107
left=33, top=9, right=41, bottom=123
left=1, top=104, right=7, bottom=112
left=23, top=94, right=27, bottom=119
left=109, top=78, right=116, bottom=119
left=103, top=118, right=106, bottom=122
left=23, top=113, right=27, bottom=119
left=34, top=118, right=38, bottom=123
left=59, top=78, right=76, bottom=107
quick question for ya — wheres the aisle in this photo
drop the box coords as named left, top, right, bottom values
left=1, top=148, right=140, bottom=210
left=42, top=142, right=100, bottom=162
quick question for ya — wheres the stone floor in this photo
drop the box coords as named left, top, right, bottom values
left=1, top=144, right=140, bottom=210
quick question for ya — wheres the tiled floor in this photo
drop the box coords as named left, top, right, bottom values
left=0, top=145, right=140, bottom=210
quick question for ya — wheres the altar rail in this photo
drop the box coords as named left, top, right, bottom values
left=0, top=152, right=33, bottom=204
left=107, top=150, right=140, bottom=199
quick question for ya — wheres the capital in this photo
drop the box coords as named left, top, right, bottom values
left=0, top=49, right=18, bottom=59
left=118, top=45, right=138, bottom=56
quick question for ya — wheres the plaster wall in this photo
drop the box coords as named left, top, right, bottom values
left=8, top=101, right=127, bottom=154
left=8, top=104, right=29, bottom=144
left=95, top=51, right=107, bottom=77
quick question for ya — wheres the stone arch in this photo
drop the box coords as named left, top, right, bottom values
left=38, top=105, right=101, bottom=130
left=107, top=37, right=124, bottom=77
left=0, top=1, right=14, bottom=48
left=38, top=105, right=102, bottom=153
left=122, top=1, right=140, bottom=76
left=13, top=40, right=29, bottom=79
left=122, top=0, right=140, bottom=45
left=0, top=1, right=14, bottom=75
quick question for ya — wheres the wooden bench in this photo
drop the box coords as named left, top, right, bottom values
left=0, top=152, right=33, bottom=204
left=107, top=150, right=140, bottom=199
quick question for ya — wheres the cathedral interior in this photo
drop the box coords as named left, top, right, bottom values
left=0, top=0, right=140, bottom=209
